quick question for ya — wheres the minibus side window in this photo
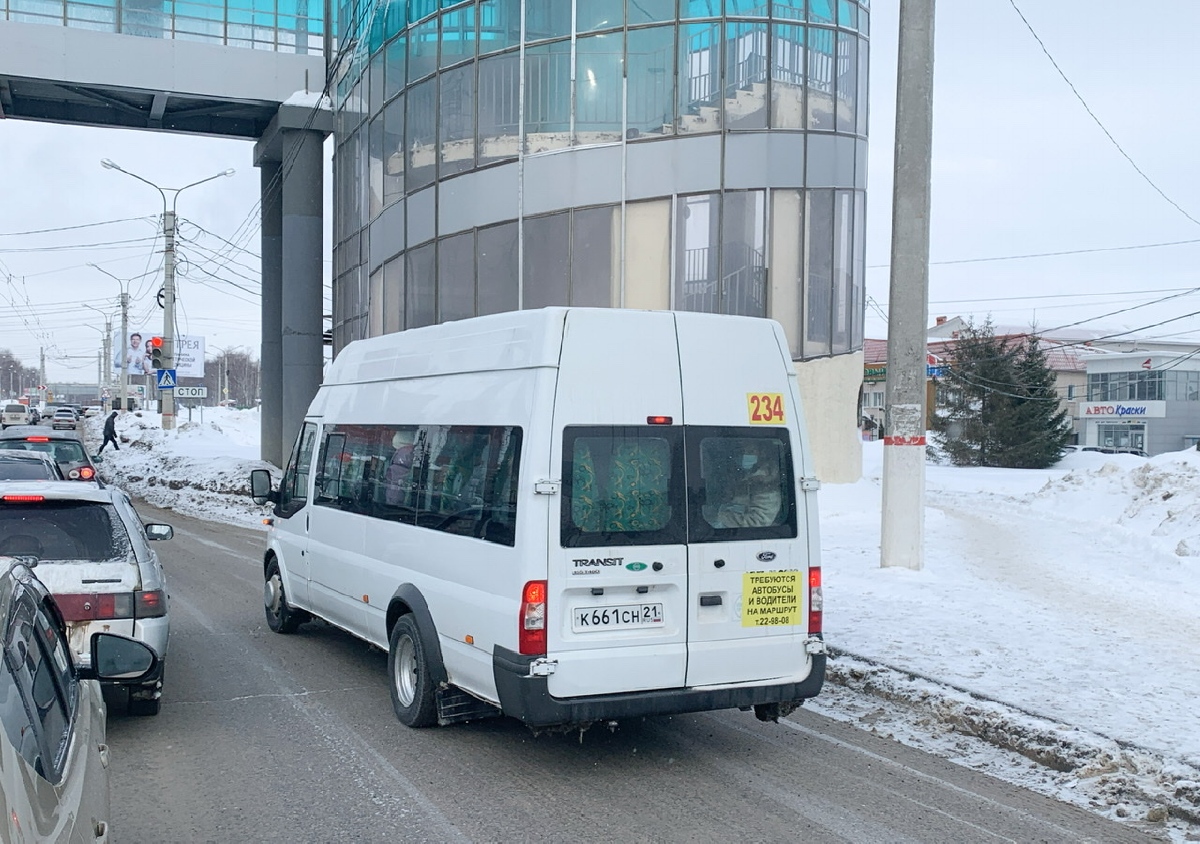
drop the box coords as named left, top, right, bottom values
left=279, top=422, right=318, bottom=519
left=686, top=427, right=798, bottom=543
left=560, top=426, right=685, bottom=548
left=308, top=424, right=523, bottom=546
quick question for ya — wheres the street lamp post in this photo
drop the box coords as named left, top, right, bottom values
left=82, top=303, right=116, bottom=401
left=88, top=264, right=143, bottom=413
left=100, top=159, right=235, bottom=430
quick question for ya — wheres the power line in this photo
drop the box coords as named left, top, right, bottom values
left=866, top=236, right=1200, bottom=270
left=0, top=216, right=155, bottom=237
left=1008, top=0, right=1200, bottom=228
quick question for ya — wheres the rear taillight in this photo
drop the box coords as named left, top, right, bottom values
left=519, top=580, right=547, bottom=655
left=54, top=593, right=136, bottom=622
left=808, top=567, right=822, bottom=635
left=76, top=467, right=96, bottom=480
left=135, top=589, right=167, bottom=618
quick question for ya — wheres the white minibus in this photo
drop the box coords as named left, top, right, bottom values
left=250, top=308, right=826, bottom=730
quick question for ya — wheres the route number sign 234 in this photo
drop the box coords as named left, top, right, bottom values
left=747, top=392, right=786, bottom=424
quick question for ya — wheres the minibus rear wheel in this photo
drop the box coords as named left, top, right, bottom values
left=389, top=615, right=437, bottom=727
left=265, top=558, right=308, bottom=634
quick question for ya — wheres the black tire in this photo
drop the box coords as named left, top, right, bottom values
left=264, top=558, right=308, bottom=634
left=388, top=615, right=437, bottom=728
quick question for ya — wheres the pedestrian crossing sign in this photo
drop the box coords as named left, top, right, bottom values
left=156, top=369, right=177, bottom=389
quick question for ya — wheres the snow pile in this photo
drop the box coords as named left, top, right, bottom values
left=85, top=413, right=1200, bottom=839
left=85, top=409, right=278, bottom=528
left=1034, top=450, right=1200, bottom=557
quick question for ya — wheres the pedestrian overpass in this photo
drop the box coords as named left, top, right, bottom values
left=0, top=0, right=333, bottom=466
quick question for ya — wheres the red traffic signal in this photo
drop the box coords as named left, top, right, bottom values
left=150, top=336, right=163, bottom=348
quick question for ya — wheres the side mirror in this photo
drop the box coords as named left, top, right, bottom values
left=145, top=523, right=174, bottom=541
left=79, top=632, right=158, bottom=683
left=250, top=468, right=276, bottom=505
left=91, top=454, right=104, bottom=464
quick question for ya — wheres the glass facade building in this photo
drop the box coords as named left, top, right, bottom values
left=330, top=0, right=868, bottom=364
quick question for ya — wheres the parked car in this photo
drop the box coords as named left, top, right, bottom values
left=1, top=403, right=30, bottom=429
left=0, top=482, right=172, bottom=715
left=0, top=452, right=65, bottom=481
left=0, top=557, right=159, bottom=841
left=1081, top=446, right=1149, bottom=458
left=83, top=406, right=102, bottom=419
left=51, top=408, right=78, bottom=431
left=0, top=429, right=102, bottom=485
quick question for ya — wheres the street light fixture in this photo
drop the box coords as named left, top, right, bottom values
left=100, top=159, right=235, bottom=430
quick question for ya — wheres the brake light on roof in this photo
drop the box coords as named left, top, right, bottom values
left=519, top=580, right=547, bottom=655
left=808, top=567, right=823, bottom=635
left=24, top=437, right=50, bottom=442
left=646, top=416, right=673, bottom=425
left=2, top=495, right=44, bottom=503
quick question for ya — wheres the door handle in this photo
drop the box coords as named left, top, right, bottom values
left=700, top=595, right=722, bottom=607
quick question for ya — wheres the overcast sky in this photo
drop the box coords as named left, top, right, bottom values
left=2, top=0, right=1198, bottom=384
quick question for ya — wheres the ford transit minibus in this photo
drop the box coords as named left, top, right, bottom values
left=250, top=308, right=825, bottom=730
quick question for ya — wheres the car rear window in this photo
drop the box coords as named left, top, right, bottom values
left=0, top=502, right=131, bottom=561
left=0, top=441, right=87, bottom=464
left=4, top=405, right=26, bottom=414
left=0, top=461, right=57, bottom=481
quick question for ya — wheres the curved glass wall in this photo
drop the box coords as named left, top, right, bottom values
left=331, top=0, right=869, bottom=360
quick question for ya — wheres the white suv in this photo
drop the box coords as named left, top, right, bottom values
left=0, top=482, right=173, bottom=715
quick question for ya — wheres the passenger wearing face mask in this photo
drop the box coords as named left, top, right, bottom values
left=709, top=442, right=783, bottom=529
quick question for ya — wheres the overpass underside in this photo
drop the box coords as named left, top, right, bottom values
left=0, top=14, right=330, bottom=466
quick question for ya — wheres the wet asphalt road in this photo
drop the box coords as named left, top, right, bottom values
left=102, top=503, right=1154, bottom=843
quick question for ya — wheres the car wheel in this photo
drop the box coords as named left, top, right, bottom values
left=388, top=615, right=437, bottom=728
left=264, top=558, right=307, bottom=634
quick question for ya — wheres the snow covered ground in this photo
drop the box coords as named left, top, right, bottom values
left=85, top=409, right=1200, bottom=841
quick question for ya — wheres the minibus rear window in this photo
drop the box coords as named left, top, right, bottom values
left=686, top=427, right=798, bottom=543
left=561, top=426, right=685, bottom=548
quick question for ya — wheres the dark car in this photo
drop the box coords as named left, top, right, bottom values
left=0, top=452, right=65, bottom=481
left=0, top=557, right=160, bottom=840
left=0, top=428, right=102, bottom=485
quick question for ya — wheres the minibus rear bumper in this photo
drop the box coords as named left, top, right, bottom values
left=493, top=646, right=825, bottom=728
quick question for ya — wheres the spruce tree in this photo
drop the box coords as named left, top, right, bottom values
left=1006, top=334, right=1072, bottom=468
left=931, top=321, right=1070, bottom=468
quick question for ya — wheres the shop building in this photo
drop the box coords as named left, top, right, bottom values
left=1083, top=352, right=1200, bottom=455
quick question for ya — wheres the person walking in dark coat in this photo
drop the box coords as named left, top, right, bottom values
left=99, top=411, right=120, bottom=453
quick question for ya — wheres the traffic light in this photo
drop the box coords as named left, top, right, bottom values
left=150, top=336, right=164, bottom=370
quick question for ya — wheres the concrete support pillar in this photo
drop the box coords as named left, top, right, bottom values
left=280, top=128, right=325, bottom=459
left=260, top=160, right=284, bottom=467
left=254, top=99, right=332, bottom=467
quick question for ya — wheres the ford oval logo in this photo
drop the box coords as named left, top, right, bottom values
left=626, top=562, right=648, bottom=571
left=756, top=551, right=776, bottom=562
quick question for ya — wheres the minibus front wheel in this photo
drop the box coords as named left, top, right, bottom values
left=264, top=557, right=309, bottom=634
left=389, top=615, right=438, bottom=727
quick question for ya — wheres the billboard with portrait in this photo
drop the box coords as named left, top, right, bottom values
left=112, top=330, right=205, bottom=379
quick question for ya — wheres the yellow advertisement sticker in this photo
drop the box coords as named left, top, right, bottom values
left=747, top=392, right=786, bottom=424
left=742, top=570, right=802, bottom=628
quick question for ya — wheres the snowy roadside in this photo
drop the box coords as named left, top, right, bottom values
left=86, top=411, right=1200, bottom=841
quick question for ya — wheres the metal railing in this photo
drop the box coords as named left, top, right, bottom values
left=2, top=0, right=324, bottom=53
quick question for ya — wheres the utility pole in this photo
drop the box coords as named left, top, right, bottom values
left=162, top=208, right=177, bottom=429
left=881, top=0, right=937, bottom=570
left=120, top=292, right=130, bottom=412
left=100, top=159, right=233, bottom=429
